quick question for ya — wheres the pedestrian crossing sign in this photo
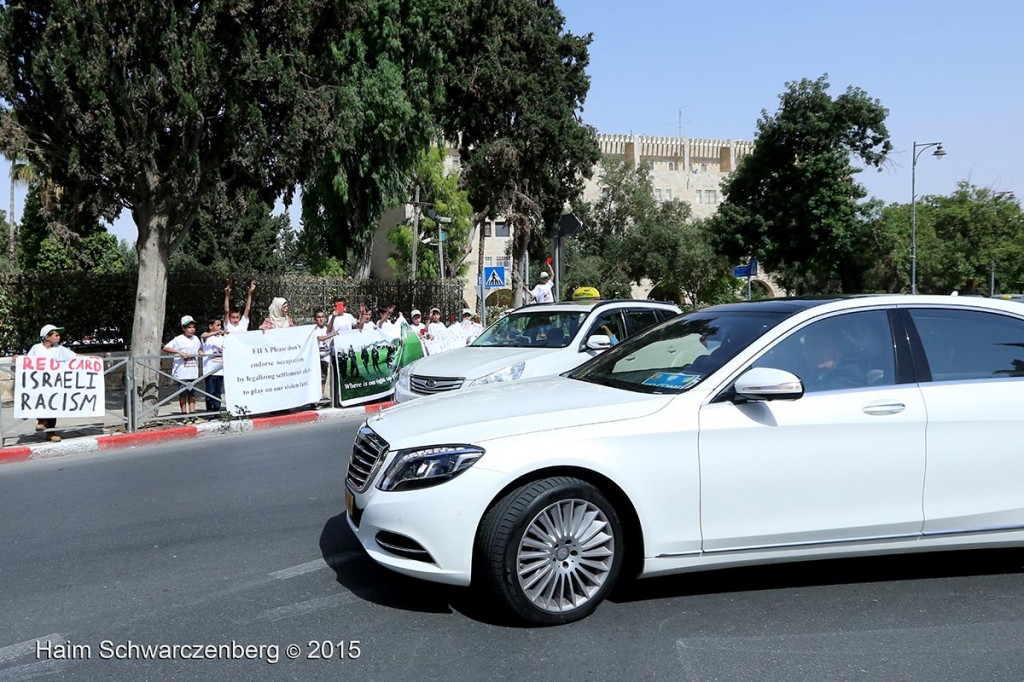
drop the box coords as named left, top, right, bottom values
left=483, top=266, right=506, bottom=288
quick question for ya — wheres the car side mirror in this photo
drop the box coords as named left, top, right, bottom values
left=586, top=334, right=611, bottom=351
left=732, top=367, right=804, bottom=402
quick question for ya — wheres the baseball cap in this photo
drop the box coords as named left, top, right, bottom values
left=462, top=308, right=472, bottom=317
left=39, top=324, right=64, bottom=339
left=411, top=309, right=422, bottom=317
left=540, top=272, right=550, bottom=279
left=181, top=315, right=196, bottom=327
left=430, top=307, right=441, bottom=314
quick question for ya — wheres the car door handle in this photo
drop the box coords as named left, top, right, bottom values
left=862, top=402, right=906, bottom=416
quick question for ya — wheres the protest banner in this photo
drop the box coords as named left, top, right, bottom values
left=223, top=325, right=321, bottom=415
left=333, top=327, right=407, bottom=407
left=14, top=355, right=106, bottom=418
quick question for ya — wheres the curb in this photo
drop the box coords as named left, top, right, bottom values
left=0, top=402, right=394, bottom=465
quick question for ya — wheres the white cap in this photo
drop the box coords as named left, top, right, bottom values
left=430, top=307, right=441, bottom=314
left=181, top=315, right=196, bottom=327
left=411, top=309, right=422, bottom=317
left=39, top=324, right=63, bottom=339
left=462, top=308, right=472, bottom=317
left=540, top=272, right=550, bottom=279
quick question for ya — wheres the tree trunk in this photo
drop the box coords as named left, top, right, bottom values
left=7, top=175, right=14, bottom=264
left=130, top=205, right=172, bottom=413
left=510, top=219, right=530, bottom=308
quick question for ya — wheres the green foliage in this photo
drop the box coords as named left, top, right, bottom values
left=300, top=0, right=449, bottom=270
left=386, top=146, right=474, bottom=281
left=439, top=0, right=600, bottom=301
left=172, top=189, right=296, bottom=274
left=712, top=75, right=892, bottom=293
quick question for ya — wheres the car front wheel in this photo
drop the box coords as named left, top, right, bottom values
left=476, top=476, right=624, bottom=625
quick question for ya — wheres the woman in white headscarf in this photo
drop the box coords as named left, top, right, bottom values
left=259, top=297, right=295, bottom=330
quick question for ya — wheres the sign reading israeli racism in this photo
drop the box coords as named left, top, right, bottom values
left=223, top=325, right=321, bottom=415
left=14, top=355, right=106, bottom=418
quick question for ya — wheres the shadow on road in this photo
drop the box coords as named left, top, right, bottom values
left=317, top=513, right=517, bottom=626
left=608, top=547, right=1024, bottom=605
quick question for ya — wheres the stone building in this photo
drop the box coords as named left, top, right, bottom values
left=368, top=133, right=777, bottom=309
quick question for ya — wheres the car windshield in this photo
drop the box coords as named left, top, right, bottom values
left=569, top=309, right=789, bottom=394
left=472, top=310, right=589, bottom=349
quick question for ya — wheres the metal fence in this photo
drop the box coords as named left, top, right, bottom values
left=1, top=352, right=343, bottom=447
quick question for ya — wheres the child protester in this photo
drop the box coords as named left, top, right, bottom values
left=163, top=315, right=203, bottom=423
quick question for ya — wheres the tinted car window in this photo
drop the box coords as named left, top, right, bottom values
left=751, top=310, right=895, bottom=393
left=909, top=308, right=1024, bottom=381
left=623, top=309, right=659, bottom=337
left=572, top=310, right=787, bottom=394
left=586, top=311, right=626, bottom=345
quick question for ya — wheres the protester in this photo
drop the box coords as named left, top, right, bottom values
left=26, top=324, right=77, bottom=442
left=409, top=309, right=426, bottom=336
left=426, top=307, right=447, bottom=340
left=459, top=308, right=474, bottom=329
left=354, top=305, right=375, bottom=331
left=224, top=280, right=255, bottom=333
left=260, top=297, right=295, bottom=330
left=314, top=309, right=339, bottom=399
left=329, top=297, right=356, bottom=335
left=163, top=315, right=204, bottom=423
left=529, top=266, right=555, bottom=303
left=201, top=317, right=226, bottom=413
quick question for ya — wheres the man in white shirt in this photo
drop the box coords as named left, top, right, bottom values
left=529, top=270, right=555, bottom=303
left=329, top=297, right=357, bottom=334
left=27, top=324, right=78, bottom=441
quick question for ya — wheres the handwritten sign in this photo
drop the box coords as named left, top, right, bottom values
left=14, top=355, right=106, bottom=418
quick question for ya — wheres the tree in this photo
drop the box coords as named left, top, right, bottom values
left=386, top=146, right=474, bottom=281
left=0, top=0, right=342, bottom=378
left=299, top=0, right=450, bottom=277
left=712, top=75, right=892, bottom=293
left=440, top=0, right=600, bottom=306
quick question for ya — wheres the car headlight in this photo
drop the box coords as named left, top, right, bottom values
left=469, top=361, right=525, bottom=387
left=397, top=364, right=413, bottom=391
left=376, top=445, right=485, bottom=491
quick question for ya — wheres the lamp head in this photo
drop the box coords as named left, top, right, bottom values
left=932, top=144, right=947, bottom=159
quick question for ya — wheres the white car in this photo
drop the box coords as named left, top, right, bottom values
left=393, top=300, right=680, bottom=402
left=345, top=295, right=1024, bottom=624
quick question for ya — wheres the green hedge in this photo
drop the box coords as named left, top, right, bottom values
left=0, top=270, right=464, bottom=353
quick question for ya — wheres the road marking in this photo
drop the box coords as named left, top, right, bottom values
left=248, top=588, right=383, bottom=624
left=0, top=634, right=62, bottom=665
left=269, top=551, right=361, bottom=580
left=0, top=660, right=71, bottom=681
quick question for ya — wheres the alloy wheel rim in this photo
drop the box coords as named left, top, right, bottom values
left=516, top=498, right=615, bottom=613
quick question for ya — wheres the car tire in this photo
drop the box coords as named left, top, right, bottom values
left=475, top=476, right=624, bottom=626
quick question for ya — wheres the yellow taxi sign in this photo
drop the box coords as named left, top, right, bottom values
left=572, top=286, right=601, bottom=300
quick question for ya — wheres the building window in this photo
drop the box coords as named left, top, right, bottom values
left=667, top=162, right=675, bottom=171
left=494, top=221, right=510, bottom=237
left=665, top=189, right=673, bottom=200
left=600, top=187, right=609, bottom=200
left=450, top=156, right=461, bottom=168
left=701, top=163, right=708, bottom=172
left=655, top=189, right=662, bottom=201
left=705, top=190, right=717, bottom=204
left=497, top=256, right=511, bottom=269
left=695, top=190, right=703, bottom=204
left=485, top=256, right=494, bottom=267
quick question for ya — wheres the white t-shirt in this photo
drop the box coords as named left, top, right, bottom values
left=409, top=322, right=426, bottom=336
left=224, top=315, right=249, bottom=334
left=315, top=323, right=332, bottom=360
left=165, top=334, right=202, bottom=380
left=330, top=313, right=357, bottom=334
left=426, top=321, right=447, bottom=339
left=202, top=334, right=224, bottom=376
left=27, top=343, right=76, bottom=362
left=530, top=280, right=554, bottom=303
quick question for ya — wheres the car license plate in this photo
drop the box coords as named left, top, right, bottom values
left=345, top=488, right=355, bottom=517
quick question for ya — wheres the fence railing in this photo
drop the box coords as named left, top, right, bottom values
left=1, top=352, right=343, bottom=447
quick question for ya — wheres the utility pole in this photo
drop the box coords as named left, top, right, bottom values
left=411, top=184, right=420, bottom=281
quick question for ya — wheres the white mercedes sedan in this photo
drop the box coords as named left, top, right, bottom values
left=344, top=295, right=1024, bottom=625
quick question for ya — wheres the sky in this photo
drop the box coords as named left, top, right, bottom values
left=3, top=0, right=1022, bottom=245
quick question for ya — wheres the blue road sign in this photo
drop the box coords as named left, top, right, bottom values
left=483, top=266, right=506, bottom=288
left=733, top=265, right=751, bottom=278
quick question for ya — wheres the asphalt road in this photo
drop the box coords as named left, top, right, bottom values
left=3, top=419, right=1024, bottom=681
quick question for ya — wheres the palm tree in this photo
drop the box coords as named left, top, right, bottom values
left=8, top=156, right=37, bottom=265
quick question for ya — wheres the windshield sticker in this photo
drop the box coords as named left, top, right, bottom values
left=641, top=372, right=699, bottom=390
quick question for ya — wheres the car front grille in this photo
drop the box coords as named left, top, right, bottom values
left=410, top=374, right=464, bottom=395
left=347, top=425, right=389, bottom=492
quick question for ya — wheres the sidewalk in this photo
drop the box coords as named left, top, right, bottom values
left=0, top=402, right=394, bottom=465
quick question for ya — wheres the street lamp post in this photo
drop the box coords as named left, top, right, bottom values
left=911, top=141, right=946, bottom=294
left=990, top=191, right=1017, bottom=296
